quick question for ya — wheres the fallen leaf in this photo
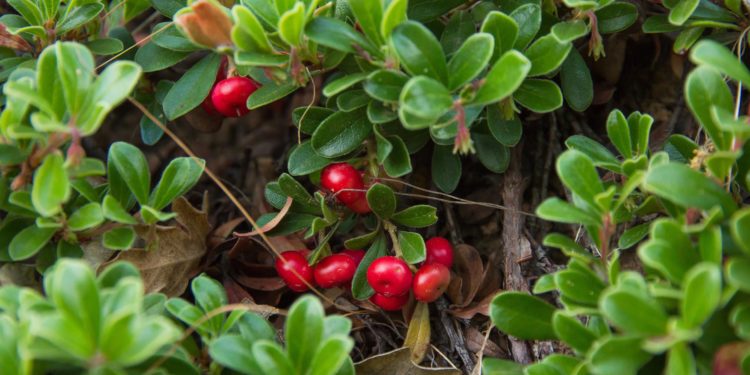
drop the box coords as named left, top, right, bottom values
left=446, top=244, right=485, bottom=307
left=464, top=326, right=504, bottom=358
left=448, top=292, right=499, bottom=319
left=355, top=347, right=461, bottom=375
left=404, top=302, right=431, bottom=363
left=100, top=197, right=210, bottom=297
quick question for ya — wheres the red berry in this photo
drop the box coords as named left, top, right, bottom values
left=313, top=254, right=357, bottom=288
left=425, top=237, right=454, bottom=268
left=320, top=163, right=366, bottom=205
left=412, top=263, right=451, bottom=303
left=210, top=76, right=260, bottom=117
left=274, top=250, right=314, bottom=292
left=341, top=249, right=366, bottom=266
left=346, top=196, right=371, bottom=214
left=367, top=256, right=412, bottom=297
left=370, top=292, right=409, bottom=311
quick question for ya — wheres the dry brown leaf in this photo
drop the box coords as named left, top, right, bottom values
left=464, top=326, right=504, bottom=358
left=448, top=292, right=499, bottom=319
left=446, top=244, right=485, bottom=307
left=355, top=347, right=461, bottom=375
left=100, top=197, right=210, bottom=297
left=404, top=302, right=431, bottom=363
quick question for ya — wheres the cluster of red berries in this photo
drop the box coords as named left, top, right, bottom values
left=273, top=237, right=454, bottom=312
left=367, top=237, right=453, bottom=310
left=320, top=162, right=371, bottom=214
left=274, top=249, right=365, bottom=292
left=201, top=58, right=260, bottom=118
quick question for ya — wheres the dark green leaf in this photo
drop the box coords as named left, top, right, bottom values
left=366, top=183, right=397, bottom=219
left=514, top=79, right=563, bottom=113
left=391, top=205, right=438, bottom=228
left=163, top=53, right=221, bottom=120
left=560, top=48, right=593, bottom=112
left=524, top=35, right=572, bottom=77
left=643, top=163, right=736, bottom=214
left=432, top=145, right=461, bottom=193
left=398, top=231, right=426, bottom=264
left=352, top=234, right=387, bottom=299
left=447, top=32, right=494, bottom=90
left=311, top=107, right=371, bottom=158
left=600, top=289, right=668, bottom=335
left=109, top=142, right=151, bottom=205
left=391, top=21, right=448, bottom=83
left=473, top=50, right=531, bottom=106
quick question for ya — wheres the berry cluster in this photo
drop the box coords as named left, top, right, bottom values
left=201, top=58, right=260, bottom=118
left=273, top=237, right=454, bottom=312
left=367, top=237, right=453, bottom=310
left=320, top=163, right=371, bottom=214
left=274, top=249, right=364, bottom=292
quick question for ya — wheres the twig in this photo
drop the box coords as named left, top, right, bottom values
left=500, top=141, right=533, bottom=364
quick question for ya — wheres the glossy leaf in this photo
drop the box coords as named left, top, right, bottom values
left=391, top=21, right=448, bottom=84
left=31, top=153, right=70, bottom=217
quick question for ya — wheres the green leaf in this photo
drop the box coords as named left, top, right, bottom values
left=45, top=259, right=101, bottom=341
left=67, top=202, right=104, bottom=231
left=140, top=205, right=177, bottom=224
left=681, top=262, right=721, bottom=328
left=163, top=53, right=221, bottom=120
left=286, top=295, right=324, bottom=370
left=311, top=107, right=371, bottom=158
left=292, top=106, right=334, bottom=134
left=252, top=341, right=295, bottom=375
left=232, top=6, right=273, bottom=53
left=278, top=3, right=305, bottom=47
left=684, top=66, right=733, bottom=150
left=472, top=50, right=531, bottom=106
left=391, top=21, right=448, bottom=84
left=669, top=0, right=700, bottom=26
left=381, top=0, right=407, bottom=38
left=560, top=48, right=593, bottom=112
left=305, top=17, right=380, bottom=56
left=665, top=342, right=696, bottom=375
left=9, top=224, right=56, bottom=260
left=337, top=90, right=370, bottom=111
left=536, top=198, right=601, bottom=226
left=486, top=106, right=522, bottom=147
left=555, top=268, right=605, bottom=306
left=288, top=141, right=330, bottom=176
left=551, top=20, right=589, bottom=43
left=406, top=0, right=464, bottom=22
left=691, top=40, right=750, bottom=88
left=400, top=76, right=453, bottom=121
left=474, top=133, right=510, bottom=173
left=86, top=38, right=124, bottom=56
left=102, top=195, right=136, bottom=225
left=209, top=336, right=262, bottom=374
left=323, top=72, right=368, bottom=98
left=432, top=145, right=461, bottom=193
left=149, top=157, right=205, bottom=210
left=643, top=163, right=736, bottom=214
left=600, top=289, right=668, bottom=335
left=552, top=312, right=597, bottom=354
left=352, top=234, right=387, bottom=300
left=309, top=335, right=354, bottom=375
left=587, top=336, right=651, bottom=375
left=565, top=135, right=621, bottom=171
left=366, top=183, right=397, bottom=219
left=247, top=80, right=298, bottom=109
left=349, top=0, right=384, bottom=45
left=606, top=109, right=633, bottom=158
left=510, top=4, right=541, bottom=49
left=483, top=358, right=524, bottom=375
left=364, top=70, right=408, bottom=103
left=109, top=142, right=151, bottom=205
left=383, top=135, right=413, bottom=177
left=524, top=34, right=572, bottom=77
left=56, top=3, right=104, bottom=33
left=727, top=257, right=750, bottom=292
left=32, top=153, right=70, bottom=217
left=490, top=292, right=557, bottom=340
left=481, top=11, right=519, bottom=62
left=447, top=32, right=494, bottom=90
left=514, top=79, right=563, bottom=113
left=556, top=150, right=604, bottom=209
left=398, top=231, right=426, bottom=264
left=391, top=205, right=438, bottom=228
left=596, top=2, right=638, bottom=34
left=618, top=223, right=650, bottom=250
